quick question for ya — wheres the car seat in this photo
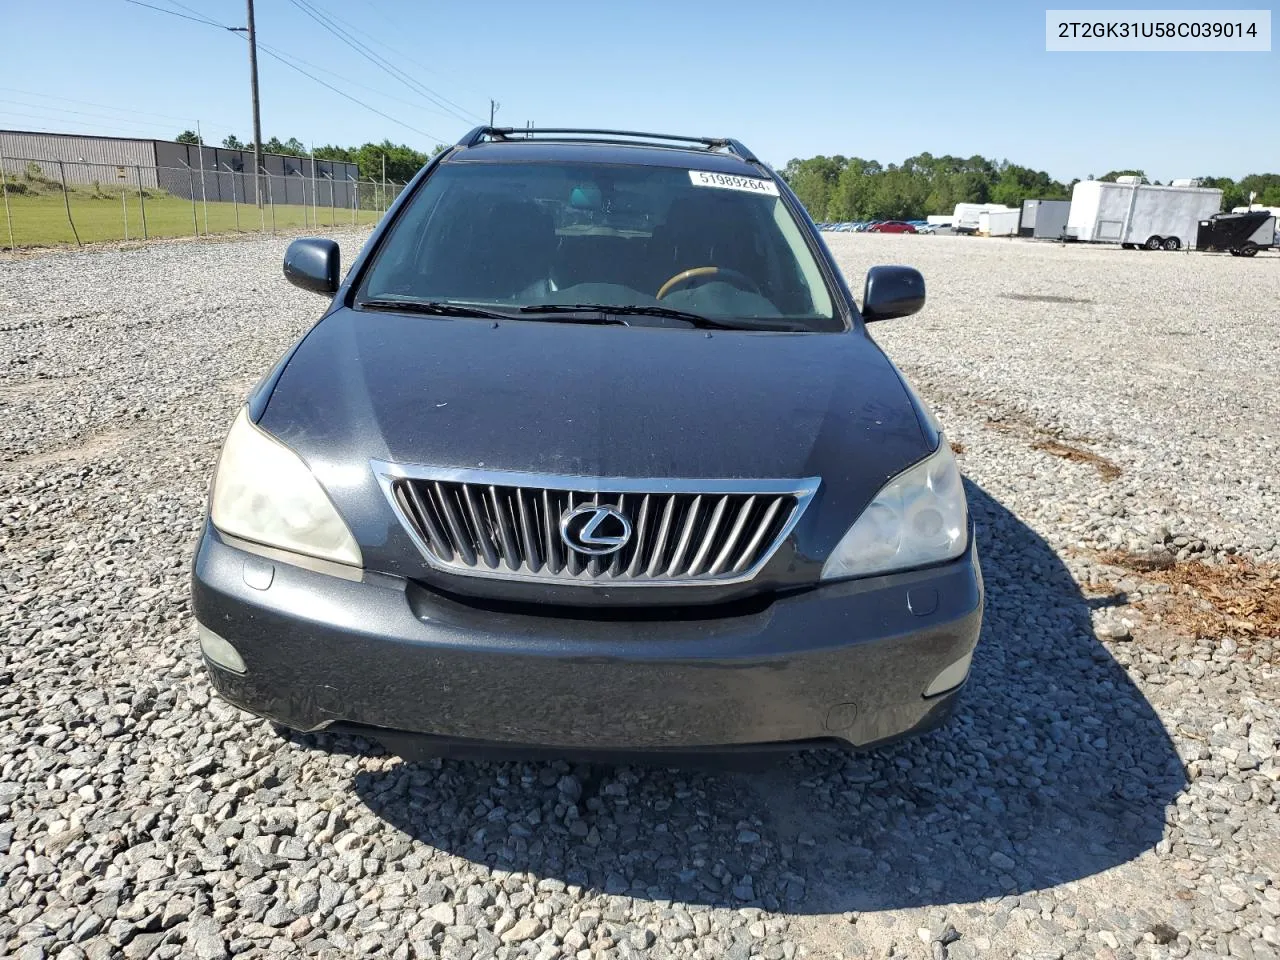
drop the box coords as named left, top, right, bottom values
left=425, top=197, right=557, bottom=300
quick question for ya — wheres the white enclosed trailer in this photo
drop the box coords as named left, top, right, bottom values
left=1065, top=179, right=1222, bottom=250
left=1019, top=199, right=1071, bottom=239
left=1232, top=205, right=1280, bottom=219
left=978, top=209, right=1021, bottom=236
left=952, top=203, right=1015, bottom=234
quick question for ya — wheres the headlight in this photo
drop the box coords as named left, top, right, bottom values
left=820, top=440, right=967, bottom=581
left=210, top=409, right=362, bottom=567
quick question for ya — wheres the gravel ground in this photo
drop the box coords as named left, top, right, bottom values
left=1, top=231, right=1278, bottom=960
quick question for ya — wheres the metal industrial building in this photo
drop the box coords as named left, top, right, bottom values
left=0, top=129, right=361, bottom=206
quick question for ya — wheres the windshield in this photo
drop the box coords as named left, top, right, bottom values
left=356, top=160, right=840, bottom=332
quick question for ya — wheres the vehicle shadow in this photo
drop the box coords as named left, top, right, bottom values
left=343, top=480, right=1187, bottom=913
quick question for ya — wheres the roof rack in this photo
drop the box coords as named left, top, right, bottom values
left=456, top=126, right=759, bottom=164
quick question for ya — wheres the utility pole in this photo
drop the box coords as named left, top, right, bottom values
left=245, top=0, right=263, bottom=207
left=489, top=100, right=499, bottom=127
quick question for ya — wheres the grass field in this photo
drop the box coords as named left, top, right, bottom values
left=0, top=192, right=385, bottom=248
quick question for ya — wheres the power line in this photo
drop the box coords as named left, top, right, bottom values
left=353, top=0, right=400, bottom=29
left=120, top=0, right=224, bottom=28
left=0, top=110, right=242, bottom=147
left=0, top=99, right=174, bottom=131
left=116, top=0, right=447, bottom=145
left=0, top=87, right=238, bottom=130
left=248, top=40, right=445, bottom=143
left=284, top=0, right=482, bottom=125
left=0, top=97, right=238, bottom=140
left=0, top=109, right=184, bottom=140
left=284, top=0, right=474, bottom=123
left=297, top=0, right=487, bottom=117
left=149, top=1, right=471, bottom=124
left=160, top=0, right=218, bottom=21
left=254, top=40, right=470, bottom=123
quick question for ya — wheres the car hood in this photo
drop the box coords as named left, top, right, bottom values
left=257, top=307, right=935, bottom=580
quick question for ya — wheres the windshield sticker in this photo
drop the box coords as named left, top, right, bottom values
left=688, top=170, right=780, bottom=196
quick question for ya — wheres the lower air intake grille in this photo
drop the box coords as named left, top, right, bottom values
left=375, top=466, right=817, bottom=586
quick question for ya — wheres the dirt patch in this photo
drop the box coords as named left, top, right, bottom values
left=1098, top=549, right=1280, bottom=644
left=3, top=429, right=136, bottom=470
left=949, top=439, right=966, bottom=455
left=1032, top=439, right=1122, bottom=480
left=0, top=310, right=103, bottom=334
left=1000, top=292, right=1095, bottom=305
left=0, top=375, right=84, bottom=401
left=979, top=411, right=1119, bottom=480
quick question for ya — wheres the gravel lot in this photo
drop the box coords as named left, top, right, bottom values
left=1, top=231, right=1277, bottom=960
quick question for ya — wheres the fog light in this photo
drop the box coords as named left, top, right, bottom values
left=924, top=652, right=972, bottom=696
left=198, top=624, right=246, bottom=675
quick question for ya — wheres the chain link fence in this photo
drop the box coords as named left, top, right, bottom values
left=0, top=155, right=407, bottom=250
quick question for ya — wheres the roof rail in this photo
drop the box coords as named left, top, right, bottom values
left=456, top=126, right=759, bottom=164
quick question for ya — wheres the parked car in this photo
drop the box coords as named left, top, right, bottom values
left=192, top=126, right=982, bottom=762
left=868, top=221, right=918, bottom=234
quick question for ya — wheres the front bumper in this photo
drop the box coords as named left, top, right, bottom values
left=191, top=525, right=983, bottom=754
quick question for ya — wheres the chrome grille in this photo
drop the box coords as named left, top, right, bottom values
left=372, top=464, right=818, bottom=586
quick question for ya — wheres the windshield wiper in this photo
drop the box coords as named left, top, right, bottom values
left=359, top=298, right=518, bottom=321
left=510, top=304, right=631, bottom=326
left=361, top=299, right=783, bottom=330
left=518, top=303, right=748, bottom=329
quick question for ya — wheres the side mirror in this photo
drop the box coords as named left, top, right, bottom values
left=283, top=238, right=340, bottom=294
left=861, top=265, right=925, bottom=322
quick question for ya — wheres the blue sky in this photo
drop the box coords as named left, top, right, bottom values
left=1, top=1, right=1274, bottom=181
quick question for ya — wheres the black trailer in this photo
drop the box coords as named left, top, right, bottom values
left=1195, top=211, right=1277, bottom=257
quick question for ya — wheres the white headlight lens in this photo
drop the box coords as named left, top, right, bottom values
left=210, top=409, right=362, bottom=567
left=821, top=441, right=967, bottom=581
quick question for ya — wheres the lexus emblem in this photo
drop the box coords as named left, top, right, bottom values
left=559, top=503, right=632, bottom=555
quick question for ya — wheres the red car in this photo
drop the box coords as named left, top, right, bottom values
left=867, top=221, right=917, bottom=234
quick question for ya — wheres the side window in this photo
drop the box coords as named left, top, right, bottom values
left=365, top=188, right=447, bottom=296
left=771, top=200, right=830, bottom=317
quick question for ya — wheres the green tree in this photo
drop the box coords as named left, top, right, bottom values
left=1238, top=173, right=1280, bottom=206
left=866, top=165, right=930, bottom=219
left=353, top=140, right=433, bottom=181
left=175, top=130, right=201, bottom=145
left=990, top=162, right=1068, bottom=207
left=827, top=159, right=876, bottom=220
left=1098, top=169, right=1146, bottom=182
left=780, top=156, right=846, bottom=220
left=313, top=144, right=354, bottom=163
left=1200, top=176, right=1245, bottom=210
left=316, top=141, right=439, bottom=180
left=221, top=134, right=246, bottom=150
left=260, top=136, right=309, bottom=157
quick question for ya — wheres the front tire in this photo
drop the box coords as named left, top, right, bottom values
left=1145, top=236, right=1163, bottom=251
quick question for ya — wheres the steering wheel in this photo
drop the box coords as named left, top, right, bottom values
left=656, top=266, right=761, bottom=300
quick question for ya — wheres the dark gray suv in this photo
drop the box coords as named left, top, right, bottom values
left=190, top=127, right=983, bottom=760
